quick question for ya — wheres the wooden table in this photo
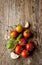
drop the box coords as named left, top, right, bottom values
left=0, top=0, right=42, bottom=65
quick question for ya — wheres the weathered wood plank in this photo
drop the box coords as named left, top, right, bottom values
left=0, top=0, right=42, bottom=65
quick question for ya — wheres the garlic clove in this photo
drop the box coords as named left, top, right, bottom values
left=10, top=52, right=19, bottom=59
left=24, top=22, right=29, bottom=28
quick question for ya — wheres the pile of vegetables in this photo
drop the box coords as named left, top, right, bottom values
left=6, top=22, right=35, bottom=59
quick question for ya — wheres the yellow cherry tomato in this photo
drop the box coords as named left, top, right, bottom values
left=16, top=25, right=23, bottom=33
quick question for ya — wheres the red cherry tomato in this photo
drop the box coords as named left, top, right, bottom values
left=21, top=50, right=29, bottom=58
left=15, top=45, right=22, bottom=55
left=18, top=38, right=26, bottom=47
left=26, top=42, right=34, bottom=51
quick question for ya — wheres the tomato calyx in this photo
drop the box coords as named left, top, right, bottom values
left=19, top=41, right=24, bottom=44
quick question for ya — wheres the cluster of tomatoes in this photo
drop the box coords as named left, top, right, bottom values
left=7, top=25, right=35, bottom=58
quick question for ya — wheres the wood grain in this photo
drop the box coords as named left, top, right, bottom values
left=0, top=0, right=42, bottom=65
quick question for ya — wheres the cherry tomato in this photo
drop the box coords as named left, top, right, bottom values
left=26, top=42, right=34, bottom=52
left=18, top=38, right=26, bottom=47
left=21, top=50, right=29, bottom=58
left=16, top=25, right=23, bottom=33
left=15, top=45, right=22, bottom=55
left=23, top=30, right=31, bottom=38
left=10, top=30, right=18, bottom=38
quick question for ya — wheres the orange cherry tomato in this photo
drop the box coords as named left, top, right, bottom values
left=23, top=30, right=31, bottom=38
left=10, top=30, right=18, bottom=38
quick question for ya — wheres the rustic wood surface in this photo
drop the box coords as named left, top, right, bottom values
left=0, top=0, right=42, bottom=65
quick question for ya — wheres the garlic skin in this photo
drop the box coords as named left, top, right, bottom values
left=10, top=52, right=19, bottom=59
left=24, top=22, right=29, bottom=28
left=4, top=35, right=10, bottom=40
